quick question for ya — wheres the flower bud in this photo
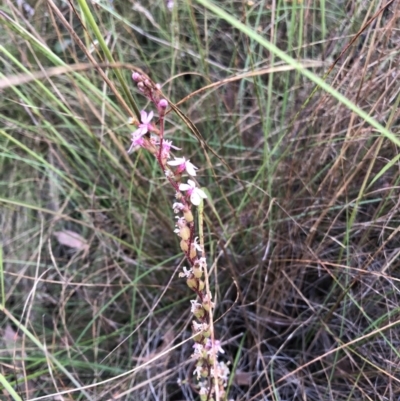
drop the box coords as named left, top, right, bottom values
left=180, top=239, right=189, bottom=252
left=193, top=265, right=203, bottom=279
left=194, top=333, right=205, bottom=343
left=197, top=280, right=205, bottom=291
left=176, top=217, right=187, bottom=229
left=179, top=226, right=190, bottom=240
left=202, top=327, right=211, bottom=338
left=183, top=210, right=194, bottom=223
left=131, top=72, right=141, bottom=82
left=127, top=117, right=137, bottom=125
left=189, top=245, right=197, bottom=259
left=158, top=98, right=168, bottom=109
left=193, top=306, right=206, bottom=319
left=187, top=277, right=198, bottom=290
left=202, top=293, right=214, bottom=312
left=202, top=300, right=212, bottom=312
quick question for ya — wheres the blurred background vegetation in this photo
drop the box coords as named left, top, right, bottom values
left=1, top=0, right=400, bottom=400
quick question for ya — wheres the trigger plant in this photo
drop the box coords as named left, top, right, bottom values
left=128, top=73, right=229, bottom=401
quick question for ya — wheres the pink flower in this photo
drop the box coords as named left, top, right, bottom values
left=128, top=110, right=155, bottom=153
left=192, top=321, right=208, bottom=332
left=193, top=365, right=203, bottom=379
left=205, top=339, right=225, bottom=355
left=179, top=180, right=207, bottom=206
left=211, top=361, right=230, bottom=381
left=199, top=383, right=209, bottom=395
left=172, top=202, right=185, bottom=213
left=127, top=132, right=145, bottom=153
left=167, top=157, right=198, bottom=176
left=192, top=342, right=204, bottom=355
left=157, top=140, right=181, bottom=160
left=198, top=257, right=207, bottom=269
left=178, top=266, right=192, bottom=278
left=133, top=110, right=154, bottom=137
left=190, top=300, right=202, bottom=314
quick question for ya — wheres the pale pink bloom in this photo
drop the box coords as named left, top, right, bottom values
left=172, top=202, right=185, bottom=213
left=167, top=157, right=198, bottom=176
left=192, top=342, right=203, bottom=355
left=127, top=132, right=145, bottom=153
left=202, top=292, right=215, bottom=309
left=192, top=321, right=208, bottom=332
left=133, top=110, right=153, bottom=137
left=198, top=257, right=207, bottom=269
left=178, top=266, right=192, bottom=278
left=193, top=365, right=203, bottom=379
left=179, top=180, right=207, bottom=206
left=128, top=110, right=154, bottom=153
left=158, top=139, right=180, bottom=160
left=190, top=300, right=202, bottom=313
left=205, top=339, right=225, bottom=355
left=175, top=216, right=186, bottom=227
left=211, top=361, right=230, bottom=382
left=199, top=383, right=209, bottom=395
left=192, top=237, right=202, bottom=252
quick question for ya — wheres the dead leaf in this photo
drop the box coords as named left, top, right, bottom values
left=3, top=324, right=18, bottom=346
left=53, top=230, right=88, bottom=252
left=234, top=370, right=252, bottom=386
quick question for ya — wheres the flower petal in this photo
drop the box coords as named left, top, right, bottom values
left=140, top=110, right=147, bottom=123
left=167, top=157, right=185, bottom=166
left=196, top=188, right=207, bottom=199
left=179, top=183, right=191, bottom=192
left=145, top=110, right=154, bottom=123
left=190, top=192, right=201, bottom=206
left=185, top=161, right=198, bottom=176
left=131, top=127, right=143, bottom=137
